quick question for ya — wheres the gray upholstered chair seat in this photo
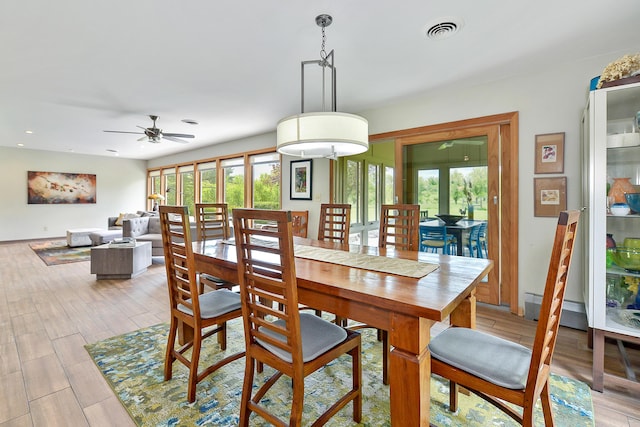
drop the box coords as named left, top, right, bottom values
left=258, top=313, right=349, bottom=363
left=428, top=327, right=532, bottom=389
left=177, top=289, right=241, bottom=319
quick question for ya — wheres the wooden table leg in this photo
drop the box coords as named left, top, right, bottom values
left=388, top=313, right=433, bottom=426
left=450, top=290, right=476, bottom=328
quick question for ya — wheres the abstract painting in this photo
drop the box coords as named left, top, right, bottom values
left=28, top=171, right=96, bottom=204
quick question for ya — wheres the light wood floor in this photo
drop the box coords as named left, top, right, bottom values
left=1, top=239, right=639, bottom=426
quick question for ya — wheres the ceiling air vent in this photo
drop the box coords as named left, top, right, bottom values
left=424, top=17, right=464, bottom=40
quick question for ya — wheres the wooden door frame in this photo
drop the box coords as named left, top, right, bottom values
left=369, top=112, right=519, bottom=314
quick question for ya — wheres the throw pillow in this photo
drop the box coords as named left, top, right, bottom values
left=115, top=212, right=141, bottom=226
left=114, top=213, right=126, bottom=227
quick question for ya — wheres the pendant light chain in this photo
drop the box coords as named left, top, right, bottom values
left=320, top=24, right=327, bottom=62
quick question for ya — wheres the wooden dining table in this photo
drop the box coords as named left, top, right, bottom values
left=192, top=237, right=493, bottom=427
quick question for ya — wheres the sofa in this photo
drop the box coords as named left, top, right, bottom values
left=123, top=216, right=164, bottom=256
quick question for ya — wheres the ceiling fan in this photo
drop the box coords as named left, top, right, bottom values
left=103, top=115, right=195, bottom=144
left=438, top=138, right=486, bottom=150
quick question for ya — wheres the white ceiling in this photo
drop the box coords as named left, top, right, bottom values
left=2, top=0, right=639, bottom=160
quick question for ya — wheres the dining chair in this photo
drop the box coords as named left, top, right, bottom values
left=465, top=223, right=483, bottom=258
left=316, top=203, right=351, bottom=320
left=195, top=203, right=235, bottom=292
left=363, top=203, right=420, bottom=385
left=159, top=205, right=244, bottom=403
left=317, top=203, right=351, bottom=243
left=478, top=221, right=488, bottom=258
left=428, top=210, right=580, bottom=427
left=379, top=204, right=421, bottom=251
left=291, top=210, right=309, bottom=238
left=420, top=225, right=456, bottom=254
left=232, top=209, right=362, bottom=426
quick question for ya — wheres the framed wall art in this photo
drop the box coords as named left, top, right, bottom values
left=290, top=159, right=312, bottom=200
left=534, top=132, right=565, bottom=174
left=534, top=177, right=567, bottom=217
left=28, top=171, right=97, bottom=204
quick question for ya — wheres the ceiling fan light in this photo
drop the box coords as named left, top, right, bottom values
left=277, top=112, right=368, bottom=158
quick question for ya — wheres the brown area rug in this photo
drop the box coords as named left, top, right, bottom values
left=29, top=240, right=91, bottom=265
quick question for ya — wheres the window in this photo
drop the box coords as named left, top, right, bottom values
left=368, top=164, right=379, bottom=223
left=198, top=161, right=217, bottom=203
left=384, top=166, right=394, bottom=205
left=345, top=160, right=362, bottom=225
left=417, top=169, right=439, bottom=216
left=179, top=165, right=195, bottom=215
left=222, top=157, right=245, bottom=214
left=163, top=168, right=177, bottom=206
left=148, top=150, right=279, bottom=216
left=251, top=153, right=281, bottom=210
left=449, top=166, right=488, bottom=219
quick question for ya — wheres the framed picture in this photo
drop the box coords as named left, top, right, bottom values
left=27, top=171, right=96, bottom=204
left=534, top=177, right=567, bottom=217
left=534, top=132, right=565, bottom=174
left=290, top=159, right=312, bottom=200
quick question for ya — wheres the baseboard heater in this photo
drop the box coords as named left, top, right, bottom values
left=524, top=292, right=588, bottom=331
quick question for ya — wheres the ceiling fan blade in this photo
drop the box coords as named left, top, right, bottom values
left=137, top=135, right=148, bottom=141
left=162, top=133, right=195, bottom=138
left=104, top=130, right=145, bottom=135
left=163, top=136, right=190, bottom=144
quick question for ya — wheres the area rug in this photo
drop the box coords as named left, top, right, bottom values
left=85, top=321, right=594, bottom=426
left=29, top=240, right=91, bottom=265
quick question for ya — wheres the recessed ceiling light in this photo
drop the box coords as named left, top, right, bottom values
left=17, top=143, right=24, bottom=147
left=424, top=16, right=464, bottom=41
left=25, top=130, right=33, bottom=134
left=181, top=119, right=199, bottom=125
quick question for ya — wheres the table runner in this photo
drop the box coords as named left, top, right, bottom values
left=293, top=244, right=438, bottom=279
left=221, top=239, right=438, bottom=278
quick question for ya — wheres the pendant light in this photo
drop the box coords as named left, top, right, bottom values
left=276, top=14, right=369, bottom=159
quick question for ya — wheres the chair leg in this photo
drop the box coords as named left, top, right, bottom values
left=164, top=318, right=178, bottom=381
left=351, top=345, right=362, bottom=422
left=187, top=331, right=202, bottom=403
left=449, top=380, right=459, bottom=412
left=540, top=381, right=555, bottom=426
left=239, top=357, right=256, bottom=427
left=289, top=375, right=305, bottom=426
left=217, top=321, right=227, bottom=350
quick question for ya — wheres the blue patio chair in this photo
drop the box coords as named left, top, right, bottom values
left=420, top=225, right=456, bottom=254
left=478, top=221, right=488, bottom=258
left=466, top=224, right=482, bottom=258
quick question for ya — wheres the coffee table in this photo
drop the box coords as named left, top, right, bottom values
left=90, top=241, right=152, bottom=279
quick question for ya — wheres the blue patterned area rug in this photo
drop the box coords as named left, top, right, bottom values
left=85, top=320, right=594, bottom=426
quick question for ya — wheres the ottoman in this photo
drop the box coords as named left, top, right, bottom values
left=89, top=229, right=123, bottom=246
left=66, top=228, right=102, bottom=247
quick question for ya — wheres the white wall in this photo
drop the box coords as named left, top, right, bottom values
left=0, top=147, right=147, bottom=241
left=358, top=53, right=626, bottom=305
